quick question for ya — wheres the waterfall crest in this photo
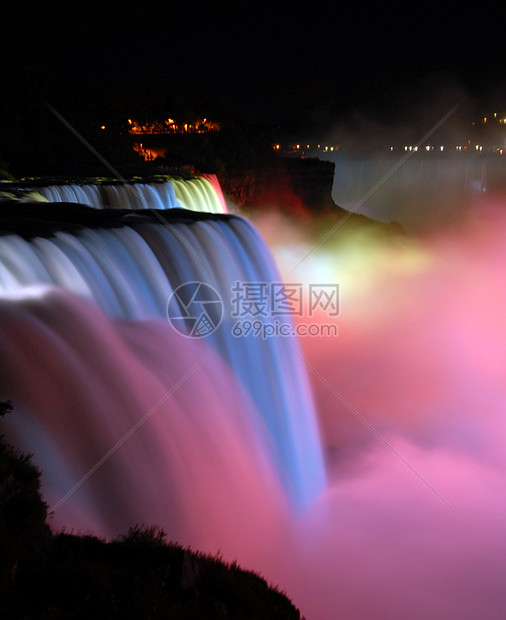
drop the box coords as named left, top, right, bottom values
left=27, top=174, right=227, bottom=213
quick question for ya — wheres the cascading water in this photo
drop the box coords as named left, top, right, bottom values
left=26, top=174, right=228, bottom=213
left=319, top=151, right=493, bottom=232
left=3, top=174, right=506, bottom=619
left=0, top=180, right=325, bottom=563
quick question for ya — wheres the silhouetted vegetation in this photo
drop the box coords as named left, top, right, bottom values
left=0, top=402, right=301, bottom=619
left=0, top=401, right=51, bottom=592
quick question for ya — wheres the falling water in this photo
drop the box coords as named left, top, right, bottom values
left=0, top=182, right=325, bottom=557
left=2, top=175, right=506, bottom=619
left=25, top=174, right=228, bottom=213
left=320, top=151, right=495, bottom=232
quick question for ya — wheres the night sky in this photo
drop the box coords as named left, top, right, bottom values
left=3, top=2, right=506, bottom=128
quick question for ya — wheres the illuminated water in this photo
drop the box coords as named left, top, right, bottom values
left=32, top=174, right=227, bottom=213
left=253, top=195, right=506, bottom=619
left=320, top=152, right=500, bottom=232
left=2, top=176, right=506, bottom=618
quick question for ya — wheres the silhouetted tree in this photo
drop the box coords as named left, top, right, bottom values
left=0, top=401, right=50, bottom=591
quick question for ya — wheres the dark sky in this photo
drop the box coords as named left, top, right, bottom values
left=3, top=2, right=506, bottom=128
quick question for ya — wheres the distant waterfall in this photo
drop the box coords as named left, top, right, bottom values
left=320, top=152, right=493, bottom=231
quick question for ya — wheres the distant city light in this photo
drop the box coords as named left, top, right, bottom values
left=127, top=117, right=220, bottom=135
left=268, top=111, right=506, bottom=156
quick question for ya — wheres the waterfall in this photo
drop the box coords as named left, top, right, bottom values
left=2, top=174, right=506, bottom=619
left=0, top=185, right=326, bottom=555
left=320, top=152, right=492, bottom=231
left=29, top=174, right=227, bottom=213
